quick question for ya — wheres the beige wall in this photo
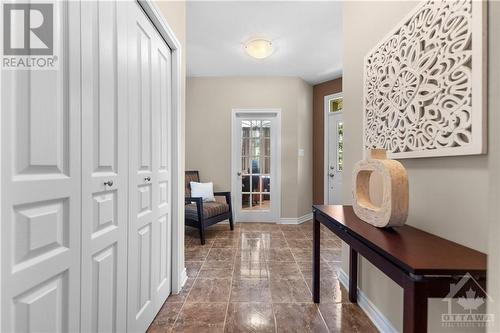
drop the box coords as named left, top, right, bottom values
left=297, top=79, right=314, bottom=217
left=186, top=77, right=313, bottom=219
left=155, top=0, right=186, bottom=180
left=342, top=1, right=498, bottom=332
left=487, top=3, right=500, bottom=333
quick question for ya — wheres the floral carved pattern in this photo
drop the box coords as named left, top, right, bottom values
left=363, top=0, right=484, bottom=158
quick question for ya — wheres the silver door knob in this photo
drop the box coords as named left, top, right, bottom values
left=144, top=177, right=151, bottom=182
left=237, top=172, right=242, bottom=176
left=330, top=166, right=334, bottom=170
left=104, top=180, right=113, bottom=186
left=329, top=173, right=334, bottom=177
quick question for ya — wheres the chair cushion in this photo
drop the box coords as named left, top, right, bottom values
left=185, top=201, right=229, bottom=221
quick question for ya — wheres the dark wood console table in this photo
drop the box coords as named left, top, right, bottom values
left=312, top=205, right=487, bottom=333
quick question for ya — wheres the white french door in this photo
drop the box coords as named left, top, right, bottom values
left=232, top=110, right=281, bottom=222
left=80, top=1, right=128, bottom=332
left=126, top=1, right=172, bottom=331
left=324, top=94, right=344, bottom=205
left=0, top=2, right=82, bottom=332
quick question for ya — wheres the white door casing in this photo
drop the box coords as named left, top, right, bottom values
left=0, top=2, right=82, bottom=332
left=231, top=109, right=281, bottom=223
left=324, top=93, right=343, bottom=205
left=80, top=1, right=128, bottom=332
left=127, top=1, right=172, bottom=331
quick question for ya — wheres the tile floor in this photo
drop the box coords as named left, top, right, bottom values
left=147, top=221, right=378, bottom=333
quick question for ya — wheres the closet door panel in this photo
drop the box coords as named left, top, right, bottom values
left=153, top=38, right=172, bottom=303
left=127, top=2, right=158, bottom=330
left=80, top=1, right=128, bottom=332
left=0, top=2, right=81, bottom=332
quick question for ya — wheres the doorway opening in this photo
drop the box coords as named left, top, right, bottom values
left=231, top=109, right=281, bottom=222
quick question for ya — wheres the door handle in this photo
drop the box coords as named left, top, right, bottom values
left=144, top=176, right=151, bottom=182
left=104, top=180, right=114, bottom=187
left=237, top=172, right=242, bottom=176
left=329, top=173, right=334, bottom=177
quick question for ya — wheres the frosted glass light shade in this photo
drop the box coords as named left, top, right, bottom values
left=244, top=38, right=274, bottom=59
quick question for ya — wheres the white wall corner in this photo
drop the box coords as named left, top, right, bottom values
left=279, top=212, right=313, bottom=224
left=338, top=269, right=398, bottom=333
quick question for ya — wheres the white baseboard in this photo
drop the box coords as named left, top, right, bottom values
left=338, top=269, right=398, bottom=333
left=180, top=267, right=188, bottom=289
left=279, top=212, right=313, bottom=224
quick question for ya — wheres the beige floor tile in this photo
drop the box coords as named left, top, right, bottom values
left=296, top=261, right=338, bottom=280
left=187, top=278, right=232, bottom=303
left=319, top=303, right=378, bottom=333
left=173, top=302, right=226, bottom=333
left=206, top=248, right=236, bottom=262
left=289, top=247, right=313, bottom=262
left=230, top=279, right=272, bottom=302
left=286, top=238, right=312, bottom=249
left=233, top=260, right=269, bottom=279
left=273, top=303, right=328, bottom=333
left=185, top=247, right=211, bottom=261
left=198, top=266, right=234, bottom=278
left=212, top=238, right=239, bottom=248
left=304, top=278, right=349, bottom=304
left=186, top=261, right=203, bottom=278
left=269, top=277, right=312, bottom=303
left=166, top=278, right=195, bottom=303
left=147, top=302, right=183, bottom=333
left=267, top=262, right=302, bottom=279
left=282, top=230, right=312, bottom=240
left=224, top=302, right=275, bottom=333
left=265, top=248, right=295, bottom=262
left=320, top=248, right=342, bottom=262
left=155, top=222, right=376, bottom=333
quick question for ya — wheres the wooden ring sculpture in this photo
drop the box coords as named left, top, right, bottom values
left=352, top=149, right=409, bottom=227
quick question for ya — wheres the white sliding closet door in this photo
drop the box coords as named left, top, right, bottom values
left=153, top=14, right=173, bottom=307
left=126, top=2, right=172, bottom=331
left=0, top=2, right=82, bottom=332
left=80, top=1, right=128, bottom=332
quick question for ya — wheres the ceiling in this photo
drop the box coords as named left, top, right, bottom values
left=186, top=1, right=343, bottom=85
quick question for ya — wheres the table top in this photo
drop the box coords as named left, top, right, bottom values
left=313, top=205, right=487, bottom=276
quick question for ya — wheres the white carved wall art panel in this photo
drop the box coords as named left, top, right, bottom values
left=363, top=0, right=487, bottom=158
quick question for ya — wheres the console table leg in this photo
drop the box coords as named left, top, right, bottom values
left=349, top=247, right=358, bottom=303
left=313, top=214, right=321, bottom=303
left=403, top=279, right=428, bottom=333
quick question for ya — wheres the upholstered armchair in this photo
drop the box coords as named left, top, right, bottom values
left=185, top=171, right=234, bottom=244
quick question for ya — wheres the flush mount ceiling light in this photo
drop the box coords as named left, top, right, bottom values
left=244, top=38, right=274, bottom=59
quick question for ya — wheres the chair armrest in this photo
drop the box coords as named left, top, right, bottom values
left=185, top=197, right=203, bottom=206
left=214, top=191, right=232, bottom=207
left=185, top=197, right=204, bottom=221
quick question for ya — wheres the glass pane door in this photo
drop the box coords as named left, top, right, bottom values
left=240, top=120, right=271, bottom=211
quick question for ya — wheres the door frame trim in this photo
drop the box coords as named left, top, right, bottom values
left=231, top=108, right=282, bottom=223
left=138, top=0, right=186, bottom=293
left=323, top=92, right=343, bottom=205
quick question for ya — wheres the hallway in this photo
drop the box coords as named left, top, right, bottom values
left=148, top=222, right=377, bottom=332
